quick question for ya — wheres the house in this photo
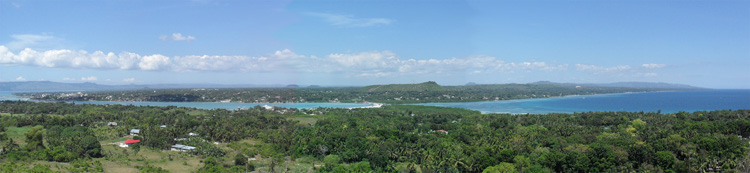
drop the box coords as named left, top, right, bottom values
left=107, top=122, right=118, bottom=126
left=124, top=139, right=140, bottom=147
left=130, top=129, right=140, bottom=136
left=171, top=144, right=196, bottom=152
left=188, top=132, right=198, bottom=136
left=159, top=125, right=167, bottom=128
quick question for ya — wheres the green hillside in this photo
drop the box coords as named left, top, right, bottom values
left=361, top=81, right=447, bottom=92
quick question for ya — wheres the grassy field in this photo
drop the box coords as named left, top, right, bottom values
left=97, top=144, right=204, bottom=172
left=292, top=116, right=319, bottom=126
left=6, top=126, right=33, bottom=145
left=5, top=126, right=323, bottom=172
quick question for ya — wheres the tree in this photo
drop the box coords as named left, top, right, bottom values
left=234, top=153, right=247, bottom=166
left=25, top=125, right=45, bottom=151
left=514, top=155, right=531, bottom=173
left=323, top=154, right=342, bottom=171
left=483, top=162, right=516, bottom=173
left=198, top=157, right=226, bottom=173
left=655, top=151, right=675, bottom=170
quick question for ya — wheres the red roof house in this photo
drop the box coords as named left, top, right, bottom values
left=125, top=139, right=141, bottom=144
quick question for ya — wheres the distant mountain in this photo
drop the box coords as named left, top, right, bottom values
left=1, top=80, right=702, bottom=92
left=0, top=81, right=143, bottom=92
left=0, top=81, right=292, bottom=92
left=528, top=81, right=703, bottom=89
left=361, top=81, right=447, bottom=92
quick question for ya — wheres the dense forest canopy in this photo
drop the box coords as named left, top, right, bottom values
left=0, top=101, right=748, bottom=172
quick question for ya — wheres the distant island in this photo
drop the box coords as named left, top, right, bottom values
left=9, top=81, right=702, bottom=104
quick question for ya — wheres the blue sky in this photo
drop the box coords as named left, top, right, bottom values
left=1, top=0, right=748, bottom=88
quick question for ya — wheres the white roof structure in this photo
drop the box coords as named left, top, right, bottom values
left=130, top=129, right=140, bottom=134
left=171, top=144, right=196, bottom=151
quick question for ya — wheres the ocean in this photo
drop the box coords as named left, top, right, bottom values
left=418, top=89, right=750, bottom=114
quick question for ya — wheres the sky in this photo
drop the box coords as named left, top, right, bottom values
left=0, top=0, right=748, bottom=88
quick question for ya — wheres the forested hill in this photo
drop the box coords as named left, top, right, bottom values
left=361, top=81, right=446, bottom=92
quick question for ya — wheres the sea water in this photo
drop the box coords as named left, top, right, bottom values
left=419, top=89, right=750, bottom=114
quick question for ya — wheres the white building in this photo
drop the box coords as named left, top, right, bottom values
left=129, top=129, right=140, bottom=136
left=171, top=144, right=196, bottom=152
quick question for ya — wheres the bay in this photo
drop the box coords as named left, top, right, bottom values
left=418, top=89, right=750, bottom=114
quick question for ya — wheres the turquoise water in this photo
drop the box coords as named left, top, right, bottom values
left=0, top=91, right=29, bottom=101
left=418, top=89, right=750, bottom=114
left=3, top=90, right=749, bottom=113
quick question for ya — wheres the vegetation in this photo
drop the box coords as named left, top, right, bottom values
left=16, top=82, right=690, bottom=104
left=0, top=101, right=748, bottom=172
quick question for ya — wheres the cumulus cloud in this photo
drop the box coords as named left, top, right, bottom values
left=0, top=46, right=171, bottom=70
left=159, top=33, right=196, bottom=41
left=642, top=63, right=666, bottom=69
left=305, top=12, right=393, bottom=27
left=15, top=76, right=26, bottom=81
left=123, top=78, right=135, bottom=83
left=0, top=46, right=577, bottom=77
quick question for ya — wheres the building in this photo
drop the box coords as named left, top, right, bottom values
left=159, top=125, right=167, bottom=128
left=171, top=144, right=196, bottom=152
left=262, top=105, right=274, bottom=110
left=188, top=132, right=198, bottom=136
left=124, top=139, right=140, bottom=147
left=130, top=129, right=140, bottom=136
left=107, top=122, right=118, bottom=126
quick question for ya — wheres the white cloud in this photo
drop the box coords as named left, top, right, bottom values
left=0, top=46, right=173, bottom=71
left=123, top=78, right=135, bottom=83
left=0, top=46, right=616, bottom=78
left=637, top=73, right=658, bottom=77
left=5, top=34, right=56, bottom=51
left=159, top=33, right=195, bottom=41
left=642, top=63, right=666, bottom=69
left=305, top=12, right=393, bottom=27
left=15, top=76, right=26, bottom=81
left=81, top=76, right=98, bottom=81
left=575, top=64, right=631, bottom=72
